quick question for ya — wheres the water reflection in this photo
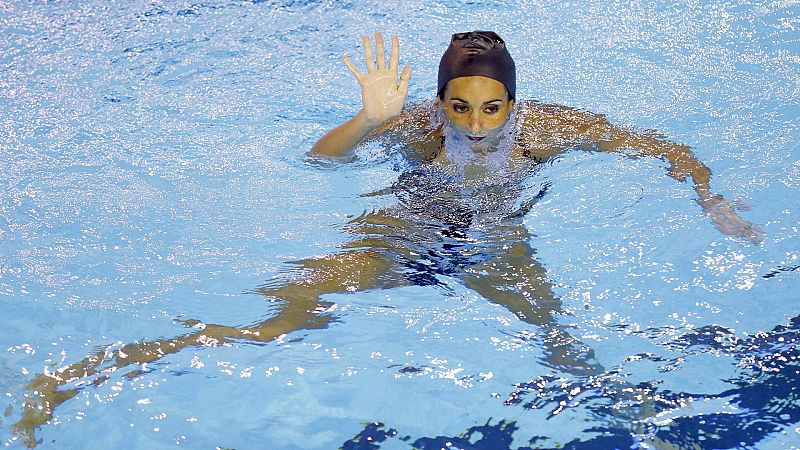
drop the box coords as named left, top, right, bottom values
left=337, top=315, right=800, bottom=449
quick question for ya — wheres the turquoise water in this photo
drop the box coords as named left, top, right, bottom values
left=1, top=0, right=799, bottom=448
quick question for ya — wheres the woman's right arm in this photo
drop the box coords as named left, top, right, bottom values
left=311, top=33, right=412, bottom=157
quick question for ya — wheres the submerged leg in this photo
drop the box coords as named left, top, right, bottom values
left=12, top=247, right=407, bottom=447
left=459, top=238, right=601, bottom=376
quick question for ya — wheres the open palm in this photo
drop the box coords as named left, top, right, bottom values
left=343, top=33, right=412, bottom=127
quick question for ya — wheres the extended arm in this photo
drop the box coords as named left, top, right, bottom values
left=311, top=33, right=412, bottom=157
left=588, top=122, right=713, bottom=199
left=583, top=114, right=764, bottom=243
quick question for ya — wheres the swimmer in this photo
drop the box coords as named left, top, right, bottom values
left=313, top=31, right=764, bottom=243
left=12, top=31, right=762, bottom=448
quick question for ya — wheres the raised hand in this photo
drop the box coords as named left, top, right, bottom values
left=698, top=195, right=765, bottom=243
left=343, top=32, right=412, bottom=128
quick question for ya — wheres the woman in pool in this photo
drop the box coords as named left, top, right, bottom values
left=315, top=31, right=761, bottom=244
left=14, top=31, right=762, bottom=447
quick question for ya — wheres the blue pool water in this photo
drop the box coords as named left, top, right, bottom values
left=1, top=0, right=799, bottom=448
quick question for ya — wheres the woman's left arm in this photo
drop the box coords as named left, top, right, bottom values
left=581, top=113, right=764, bottom=243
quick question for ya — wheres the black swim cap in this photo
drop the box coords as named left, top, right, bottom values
left=437, top=31, right=516, bottom=100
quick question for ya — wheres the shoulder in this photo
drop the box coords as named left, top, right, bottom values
left=513, top=100, right=611, bottom=159
left=518, top=100, right=607, bottom=130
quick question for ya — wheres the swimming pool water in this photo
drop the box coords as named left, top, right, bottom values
left=1, top=0, right=799, bottom=448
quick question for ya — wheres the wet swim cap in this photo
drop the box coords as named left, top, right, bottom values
left=437, top=31, right=516, bottom=100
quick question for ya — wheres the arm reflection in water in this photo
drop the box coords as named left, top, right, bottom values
left=14, top=198, right=597, bottom=447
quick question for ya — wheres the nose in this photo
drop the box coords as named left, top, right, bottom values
left=468, top=111, right=482, bottom=132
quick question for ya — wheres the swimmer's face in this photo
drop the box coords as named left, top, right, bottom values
left=440, top=76, right=515, bottom=150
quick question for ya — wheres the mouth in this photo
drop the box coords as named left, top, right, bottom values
left=466, top=136, right=486, bottom=142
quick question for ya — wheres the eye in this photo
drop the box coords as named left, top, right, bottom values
left=452, top=104, right=468, bottom=113
left=483, top=105, right=499, bottom=114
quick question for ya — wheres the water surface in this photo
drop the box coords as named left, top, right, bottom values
left=1, top=0, right=799, bottom=448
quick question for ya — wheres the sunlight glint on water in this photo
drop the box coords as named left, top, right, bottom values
left=1, top=0, right=799, bottom=448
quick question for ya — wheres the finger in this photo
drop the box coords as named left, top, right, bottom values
left=362, top=35, right=375, bottom=73
left=342, top=55, right=364, bottom=81
left=375, top=32, right=386, bottom=71
left=389, top=35, right=399, bottom=72
left=398, top=66, right=412, bottom=95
